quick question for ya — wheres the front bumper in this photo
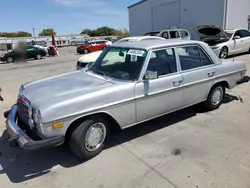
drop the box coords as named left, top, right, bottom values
left=211, top=48, right=221, bottom=57
left=237, top=76, right=250, bottom=85
left=5, top=105, right=64, bottom=151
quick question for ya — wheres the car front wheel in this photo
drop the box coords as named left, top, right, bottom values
left=7, top=57, right=14, bottom=63
left=69, top=116, right=110, bottom=160
left=203, top=84, right=225, bottom=111
left=219, top=47, right=228, bottom=59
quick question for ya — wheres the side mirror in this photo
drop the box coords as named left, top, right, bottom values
left=233, top=36, right=240, bottom=40
left=144, top=71, right=158, bottom=80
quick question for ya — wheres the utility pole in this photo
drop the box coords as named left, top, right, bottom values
left=32, top=28, right=36, bottom=42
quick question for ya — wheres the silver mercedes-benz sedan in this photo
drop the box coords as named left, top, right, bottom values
left=5, top=39, right=249, bottom=160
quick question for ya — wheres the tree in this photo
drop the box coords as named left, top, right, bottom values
left=115, top=28, right=130, bottom=38
left=0, top=31, right=32, bottom=37
left=80, top=27, right=129, bottom=37
left=39, top=28, right=56, bottom=36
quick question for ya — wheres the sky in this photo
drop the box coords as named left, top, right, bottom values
left=0, top=0, right=139, bottom=35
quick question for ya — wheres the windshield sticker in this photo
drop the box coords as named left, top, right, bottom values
left=127, top=49, right=146, bottom=57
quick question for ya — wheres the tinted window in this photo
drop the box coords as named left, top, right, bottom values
left=239, top=30, right=250, bottom=38
left=180, top=30, right=188, bottom=37
left=176, top=46, right=202, bottom=71
left=162, top=32, right=169, bottom=39
left=199, top=48, right=213, bottom=66
left=147, top=49, right=177, bottom=76
left=169, top=31, right=180, bottom=38
left=234, top=31, right=241, bottom=37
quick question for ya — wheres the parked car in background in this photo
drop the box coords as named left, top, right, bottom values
left=76, top=40, right=112, bottom=54
left=0, top=45, right=47, bottom=63
left=5, top=40, right=249, bottom=160
left=76, top=36, right=166, bottom=70
left=144, top=29, right=191, bottom=40
left=195, top=25, right=250, bottom=59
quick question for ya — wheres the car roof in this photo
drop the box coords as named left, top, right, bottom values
left=121, top=36, right=165, bottom=40
left=89, top=40, right=106, bottom=42
left=112, top=39, right=203, bottom=50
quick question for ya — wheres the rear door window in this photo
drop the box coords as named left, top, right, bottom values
left=176, top=46, right=202, bottom=71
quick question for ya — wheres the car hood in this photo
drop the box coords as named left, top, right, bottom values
left=21, top=71, right=114, bottom=108
left=78, top=51, right=102, bottom=63
left=195, top=25, right=229, bottom=43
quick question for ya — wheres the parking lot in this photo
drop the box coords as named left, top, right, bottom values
left=0, top=48, right=250, bottom=188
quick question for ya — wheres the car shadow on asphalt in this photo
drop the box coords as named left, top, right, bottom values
left=0, top=94, right=238, bottom=183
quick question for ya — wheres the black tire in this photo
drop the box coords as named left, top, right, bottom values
left=69, top=115, right=110, bottom=160
left=83, top=49, right=89, bottom=54
left=6, top=57, right=14, bottom=63
left=203, top=84, right=225, bottom=111
left=219, top=46, right=228, bottom=59
left=35, top=54, right=42, bottom=60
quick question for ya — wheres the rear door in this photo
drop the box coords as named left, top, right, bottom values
left=176, top=45, right=215, bottom=106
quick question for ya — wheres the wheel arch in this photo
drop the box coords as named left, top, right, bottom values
left=206, top=80, right=229, bottom=98
left=65, top=112, right=121, bottom=141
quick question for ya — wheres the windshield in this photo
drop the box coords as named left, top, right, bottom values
left=144, top=32, right=160, bottom=36
left=88, top=47, right=147, bottom=81
left=225, top=31, right=233, bottom=38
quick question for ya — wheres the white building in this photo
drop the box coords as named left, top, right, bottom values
left=128, top=0, right=250, bottom=38
left=0, top=34, right=90, bottom=51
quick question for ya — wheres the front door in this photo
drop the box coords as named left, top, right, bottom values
left=175, top=45, right=215, bottom=107
left=239, top=30, right=250, bottom=52
left=233, top=30, right=245, bottom=53
left=135, top=48, right=183, bottom=122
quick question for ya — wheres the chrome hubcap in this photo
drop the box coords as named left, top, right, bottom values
left=85, top=122, right=106, bottom=152
left=211, top=87, right=223, bottom=105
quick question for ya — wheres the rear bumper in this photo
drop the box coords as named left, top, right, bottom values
left=237, top=76, right=250, bottom=85
left=5, top=105, right=64, bottom=151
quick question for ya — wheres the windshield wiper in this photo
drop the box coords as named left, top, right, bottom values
left=93, top=70, right=108, bottom=79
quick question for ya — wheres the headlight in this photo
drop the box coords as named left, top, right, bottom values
left=33, top=108, right=42, bottom=126
left=1, top=54, right=5, bottom=58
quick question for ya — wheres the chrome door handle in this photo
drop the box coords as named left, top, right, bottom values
left=208, top=72, right=215, bottom=77
left=173, top=80, right=182, bottom=87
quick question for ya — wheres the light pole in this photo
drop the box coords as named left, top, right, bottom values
left=32, top=28, right=36, bottom=42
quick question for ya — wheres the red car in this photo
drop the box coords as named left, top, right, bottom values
left=77, top=40, right=111, bottom=54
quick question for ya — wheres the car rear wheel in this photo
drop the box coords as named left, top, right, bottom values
left=83, top=49, right=89, bottom=54
left=203, top=84, right=225, bottom=111
left=69, top=115, right=110, bottom=160
left=35, top=54, right=42, bottom=60
left=219, top=47, right=228, bottom=59
left=7, top=57, right=14, bottom=63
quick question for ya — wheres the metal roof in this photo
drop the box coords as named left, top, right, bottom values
left=128, top=0, right=147, bottom=9
left=112, top=39, right=204, bottom=50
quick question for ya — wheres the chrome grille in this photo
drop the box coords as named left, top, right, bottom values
left=17, top=100, right=29, bottom=124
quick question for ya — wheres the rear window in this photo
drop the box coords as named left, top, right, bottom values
left=144, top=32, right=160, bottom=36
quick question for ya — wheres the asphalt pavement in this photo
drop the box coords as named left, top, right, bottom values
left=0, top=49, right=250, bottom=188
